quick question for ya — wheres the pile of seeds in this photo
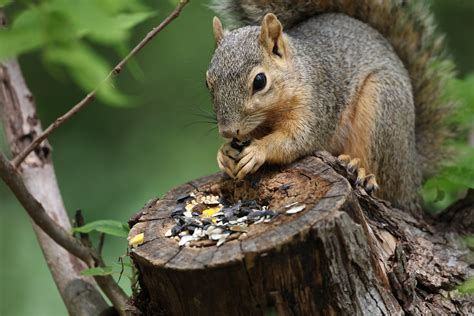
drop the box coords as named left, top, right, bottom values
left=165, top=192, right=306, bottom=247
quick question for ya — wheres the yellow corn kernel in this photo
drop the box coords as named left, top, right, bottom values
left=200, top=207, right=221, bottom=218
left=129, top=233, right=144, bottom=247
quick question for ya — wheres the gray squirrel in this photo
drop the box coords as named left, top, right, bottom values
left=205, top=0, right=453, bottom=213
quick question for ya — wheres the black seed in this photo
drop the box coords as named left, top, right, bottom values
left=248, top=211, right=266, bottom=218
left=171, top=225, right=182, bottom=236
left=171, top=203, right=185, bottom=217
left=263, top=210, right=277, bottom=217
left=230, top=138, right=251, bottom=151
left=241, top=200, right=259, bottom=209
left=219, top=196, right=231, bottom=206
left=186, top=225, right=197, bottom=232
left=176, top=193, right=192, bottom=203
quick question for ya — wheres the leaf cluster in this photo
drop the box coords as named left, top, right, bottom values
left=73, top=219, right=135, bottom=281
left=0, top=0, right=155, bottom=105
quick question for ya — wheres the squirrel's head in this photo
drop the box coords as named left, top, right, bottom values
left=206, top=14, right=295, bottom=141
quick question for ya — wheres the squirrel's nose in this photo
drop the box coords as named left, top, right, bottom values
left=219, top=127, right=239, bottom=139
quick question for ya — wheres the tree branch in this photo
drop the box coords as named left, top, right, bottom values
left=0, top=153, right=129, bottom=312
left=1, top=11, right=110, bottom=314
left=0, top=154, right=91, bottom=261
left=1, top=2, right=191, bottom=312
left=11, top=0, right=190, bottom=168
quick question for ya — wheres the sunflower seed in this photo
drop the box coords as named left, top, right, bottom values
left=178, top=235, right=194, bottom=246
left=216, top=235, right=228, bottom=247
left=286, top=204, right=306, bottom=214
left=285, top=201, right=299, bottom=208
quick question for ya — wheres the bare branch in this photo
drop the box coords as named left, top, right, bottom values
left=11, top=0, right=191, bottom=168
left=98, top=233, right=106, bottom=255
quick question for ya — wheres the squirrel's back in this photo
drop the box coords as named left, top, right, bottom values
left=289, top=13, right=410, bottom=109
left=212, top=0, right=454, bottom=179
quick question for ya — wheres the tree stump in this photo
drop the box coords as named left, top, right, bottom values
left=128, top=152, right=473, bottom=315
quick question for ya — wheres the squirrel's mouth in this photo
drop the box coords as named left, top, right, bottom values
left=248, top=117, right=273, bottom=140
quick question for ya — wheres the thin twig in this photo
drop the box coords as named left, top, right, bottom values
left=11, top=0, right=190, bottom=168
left=75, top=209, right=92, bottom=248
left=117, top=256, right=125, bottom=283
left=98, top=233, right=105, bottom=255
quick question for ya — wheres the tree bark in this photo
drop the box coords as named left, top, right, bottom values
left=0, top=60, right=109, bottom=315
left=128, top=152, right=473, bottom=315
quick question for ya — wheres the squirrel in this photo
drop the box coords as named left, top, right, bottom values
left=205, top=0, right=453, bottom=213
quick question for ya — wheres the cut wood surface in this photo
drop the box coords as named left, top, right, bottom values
left=128, top=152, right=473, bottom=315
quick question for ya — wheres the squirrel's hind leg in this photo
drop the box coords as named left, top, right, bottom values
left=338, top=154, right=379, bottom=194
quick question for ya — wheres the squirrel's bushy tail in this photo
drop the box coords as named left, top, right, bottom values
left=211, top=0, right=455, bottom=178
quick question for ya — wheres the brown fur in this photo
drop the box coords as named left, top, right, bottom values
left=331, top=74, right=378, bottom=173
left=212, top=0, right=454, bottom=177
left=208, top=1, right=451, bottom=211
left=213, top=16, right=225, bottom=44
left=251, top=89, right=313, bottom=165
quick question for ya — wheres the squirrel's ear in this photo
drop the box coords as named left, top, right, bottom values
left=213, top=16, right=224, bottom=45
left=259, top=13, right=286, bottom=58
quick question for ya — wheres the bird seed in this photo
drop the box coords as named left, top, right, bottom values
left=165, top=192, right=308, bottom=247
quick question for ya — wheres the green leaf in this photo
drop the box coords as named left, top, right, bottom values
left=457, top=277, right=474, bottom=294
left=81, top=266, right=114, bottom=276
left=73, top=220, right=129, bottom=237
left=432, top=187, right=445, bottom=203
left=117, top=11, right=156, bottom=30
left=46, top=0, right=154, bottom=45
left=0, top=0, right=13, bottom=7
left=43, top=42, right=127, bottom=105
left=0, top=8, right=44, bottom=59
left=0, top=0, right=153, bottom=104
left=441, top=166, right=474, bottom=188
left=446, top=75, right=474, bottom=126
left=97, top=0, right=150, bottom=15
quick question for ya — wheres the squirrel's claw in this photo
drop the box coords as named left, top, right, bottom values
left=363, top=174, right=379, bottom=193
left=235, top=143, right=266, bottom=180
left=217, top=143, right=238, bottom=178
left=337, top=154, right=378, bottom=194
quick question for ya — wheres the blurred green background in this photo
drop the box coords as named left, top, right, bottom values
left=0, top=1, right=473, bottom=315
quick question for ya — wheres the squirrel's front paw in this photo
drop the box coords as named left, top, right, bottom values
left=235, top=142, right=266, bottom=180
left=217, top=142, right=240, bottom=178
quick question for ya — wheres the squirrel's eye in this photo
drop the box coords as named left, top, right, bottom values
left=252, top=73, right=267, bottom=93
